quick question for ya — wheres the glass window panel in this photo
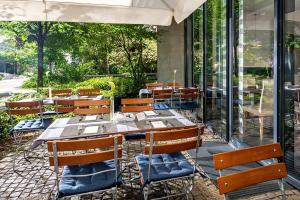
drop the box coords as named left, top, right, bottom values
left=232, top=0, right=274, bottom=146
left=205, top=0, right=227, bottom=137
left=193, top=7, right=204, bottom=120
left=284, top=0, right=300, bottom=182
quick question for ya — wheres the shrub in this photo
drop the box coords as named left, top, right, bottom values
left=0, top=111, right=12, bottom=139
left=22, top=76, right=142, bottom=98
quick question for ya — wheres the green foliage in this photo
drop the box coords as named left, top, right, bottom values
left=0, top=22, right=157, bottom=88
left=23, top=76, right=140, bottom=98
left=0, top=111, right=11, bottom=139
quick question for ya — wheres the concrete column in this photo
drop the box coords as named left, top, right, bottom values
left=157, top=20, right=185, bottom=85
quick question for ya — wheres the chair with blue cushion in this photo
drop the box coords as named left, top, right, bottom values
left=146, top=83, right=163, bottom=92
left=47, top=135, right=123, bottom=199
left=175, top=88, right=200, bottom=110
left=54, top=99, right=75, bottom=115
left=51, top=89, right=72, bottom=98
left=5, top=101, right=53, bottom=171
left=74, top=99, right=111, bottom=116
left=121, top=98, right=154, bottom=141
left=135, top=127, right=203, bottom=200
left=165, top=82, right=183, bottom=90
left=77, top=88, right=101, bottom=97
left=152, top=89, right=173, bottom=110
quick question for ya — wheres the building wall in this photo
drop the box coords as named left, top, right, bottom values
left=157, top=20, right=185, bottom=85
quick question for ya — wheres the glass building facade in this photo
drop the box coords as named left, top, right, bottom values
left=190, top=0, right=300, bottom=189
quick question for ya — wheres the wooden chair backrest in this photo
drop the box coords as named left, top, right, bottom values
left=144, top=127, right=203, bottom=155
left=259, top=79, right=274, bottom=112
left=178, top=88, right=199, bottom=99
left=146, top=83, right=163, bottom=90
left=213, top=143, right=287, bottom=195
left=77, top=88, right=101, bottom=97
left=74, top=99, right=110, bottom=115
left=6, top=101, right=43, bottom=115
left=51, top=89, right=72, bottom=97
left=152, top=89, right=173, bottom=99
left=54, top=99, right=75, bottom=113
left=121, top=98, right=153, bottom=113
left=47, top=135, right=122, bottom=167
left=166, top=82, right=182, bottom=88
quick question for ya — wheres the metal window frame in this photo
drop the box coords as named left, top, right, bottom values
left=203, top=3, right=208, bottom=123
left=226, top=0, right=234, bottom=142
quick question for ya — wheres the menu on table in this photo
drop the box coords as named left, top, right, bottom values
left=84, top=115, right=97, bottom=121
left=83, top=126, right=99, bottom=134
left=151, top=121, right=166, bottom=128
left=144, top=111, right=158, bottom=116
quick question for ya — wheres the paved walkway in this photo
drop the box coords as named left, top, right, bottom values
left=0, top=76, right=34, bottom=97
left=0, top=128, right=299, bottom=199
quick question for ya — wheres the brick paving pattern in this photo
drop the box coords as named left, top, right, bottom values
left=0, top=114, right=299, bottom=199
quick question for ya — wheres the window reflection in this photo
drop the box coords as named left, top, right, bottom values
left=284, top=0, right=300, bottom=181
left=193, top=8, right=204, bottom=121
left=205, top=0, right=227, bottom=137
left=232, top=0, right=274, bottom=146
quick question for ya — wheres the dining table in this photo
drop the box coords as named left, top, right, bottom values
left=32, top=109, right=196, bottom=149
left=42, top=95, right=104, bottom=105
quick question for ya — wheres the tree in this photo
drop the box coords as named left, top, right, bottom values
left=27, top=22, right=53, bottom=87
left=111, top=25, right=156, bottom=90
left=0, top=22, right=54, bottom=86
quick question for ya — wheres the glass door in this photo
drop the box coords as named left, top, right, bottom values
left=284, top=0, right=300, bottom=184
left=231, top=0, right=275, bottom=146
left=205, top=0, right=227, bottom=137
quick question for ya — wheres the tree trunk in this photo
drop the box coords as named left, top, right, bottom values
left=37, top=40, right=44, bottom=87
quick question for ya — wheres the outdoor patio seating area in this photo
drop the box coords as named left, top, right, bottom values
left=0, top=83, right=299, bottom=199
left=0, top=121, right=299, bottom=200
left=1, top=0, right=300, bottom=199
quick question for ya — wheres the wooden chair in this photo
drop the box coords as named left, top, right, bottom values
left=54, top=99, right=75, bottom=114
left=47, top=135, right=122, bottom=199
left=152, top=89, right=173, bottom=110
left=146, top=83, right=163, bottom=91
left=213, top=143, right=287, bottom=200
left=176, top=88, right=200, bottom=110
left=74, top=99, right=110, bottom=115
left=243, top=79, right=273, bottom=139
left=166, top=82, right=183, bottom=89
left=121, top=98, right=153, bottom=113
left=51, top=89, right=72, bottom=97
left=77, top=88, right=101, bottom=97
left=135, top=127, right=203, bottom=200
left=5, top=101, right=52, bottom=171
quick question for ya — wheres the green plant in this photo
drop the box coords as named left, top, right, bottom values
left=0, top=111, right=12, bottom=139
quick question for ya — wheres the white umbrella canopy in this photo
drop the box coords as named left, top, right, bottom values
left=0, top=0, right=206, bottom=26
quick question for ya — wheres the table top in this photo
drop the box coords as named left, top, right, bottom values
left=43, top=95, right=104, bottom=104
left=32, top=109, right=196, bottom=149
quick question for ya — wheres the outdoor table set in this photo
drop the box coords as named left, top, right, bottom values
left=139, top=84, right=202, bottom=111
left=3, top=92, right=291, bottom=199
left=40, top=109, right=200, bottom=199
left=4, top=94, right=203, bottom=199
left=32, top=109, right=196, bottom=149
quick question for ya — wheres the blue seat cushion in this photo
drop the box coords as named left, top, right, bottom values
left=153, top=104, right=171, bottom=110
left=175, top=102, right=198, bottom=109
left=135, top=152, right=194, bottom=183
left=58, top=160, right=122, bottom=198
left=13, top=118, right=52, bottom=132
left=124, top=133, right=145, bottom=140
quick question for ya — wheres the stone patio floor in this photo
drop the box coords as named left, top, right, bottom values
left=0, top=127, right=299, bottom=200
